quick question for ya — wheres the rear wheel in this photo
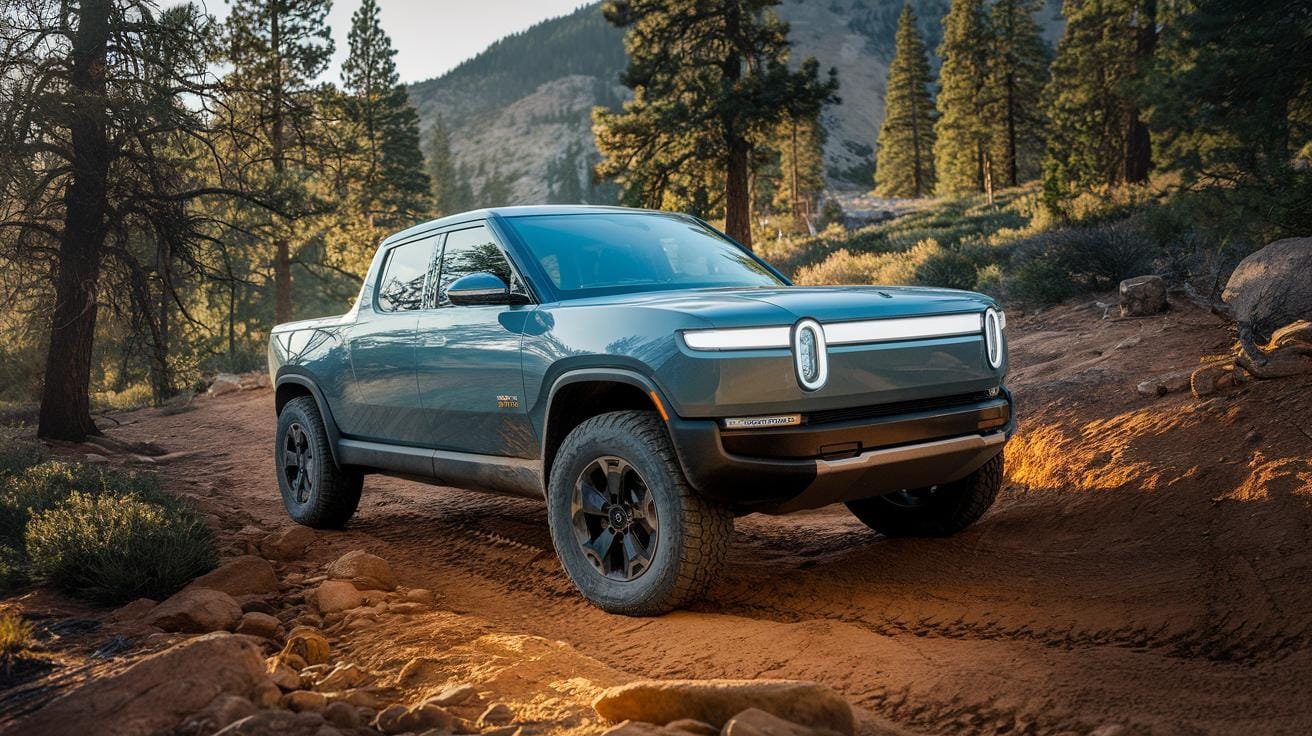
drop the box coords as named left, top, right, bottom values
left=846, top=454, right=1003, bottom=537
left=276, top=396, right=362, bottom=529
left=547, top=411, right=732, bottom=615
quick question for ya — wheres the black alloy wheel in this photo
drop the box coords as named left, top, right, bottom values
left=571, top=456, right=660, bottom=581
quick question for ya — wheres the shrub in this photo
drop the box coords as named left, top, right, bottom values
left=0, top=460, right=173, bottom=545
left=0, top=544, right=25, bottom=594
left=24, top=492, right=215, bottom=603
left=1006, top=219, right=1158, bottom=305
left=0, top=612, right=34, bottom=673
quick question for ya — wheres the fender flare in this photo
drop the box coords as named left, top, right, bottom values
left=539, top=367, right=687, bottom=484
left=275, top=371, right=343, bottom=468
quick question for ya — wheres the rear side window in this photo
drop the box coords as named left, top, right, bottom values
left=435, top=225, right=520, bottom=306
left=376, top=239, right=436, bottom=312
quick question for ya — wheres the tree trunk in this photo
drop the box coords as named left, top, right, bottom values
left=1123, top=0, right=1156, bottom=184
left=725, top=137, right=752, bottom=248
left=270, top=9, right=293, bottom=324
left=38, top=0, right=112, bottom=442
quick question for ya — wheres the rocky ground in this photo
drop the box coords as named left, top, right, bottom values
left=2, top=295, right=1311, bottom=736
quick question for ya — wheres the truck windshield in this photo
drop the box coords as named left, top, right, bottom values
left=502, top=212, right=786, bottom=299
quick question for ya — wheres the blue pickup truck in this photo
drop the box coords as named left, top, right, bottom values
left=268, top=206, right=1014, bottom=614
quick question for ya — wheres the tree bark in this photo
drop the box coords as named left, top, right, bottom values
left=725, top=137, right=752, bottom=248
left=38, top=0, right=112, bottom=442
left=270, top=9, right=293, bottom=323
left=1123, top=0, right=1156, bottom=184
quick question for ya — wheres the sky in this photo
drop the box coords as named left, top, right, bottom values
left=201, top=0, right=590, bottom=85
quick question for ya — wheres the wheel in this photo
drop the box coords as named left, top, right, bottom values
left=845, top=453, right=1003, bottom=537
left=547, top=410, right=733, bottom=616
left=275, top=396, right=362, bottom=529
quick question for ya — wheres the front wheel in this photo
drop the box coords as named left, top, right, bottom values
left=275, top=396, right=362, bottom=529
left=846, top=453, right=1003, bottom=537
left=547, top=411, right=733, bottom=616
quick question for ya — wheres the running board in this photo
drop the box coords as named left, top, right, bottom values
left=337, top=439, right=544, bottom=498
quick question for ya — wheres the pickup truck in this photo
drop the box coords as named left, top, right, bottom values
left=268, top=205, right=1014, bottom=614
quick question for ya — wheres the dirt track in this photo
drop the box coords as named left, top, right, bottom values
left=108, top=299, right=1312, bottom=735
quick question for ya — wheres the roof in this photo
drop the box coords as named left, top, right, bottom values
left=381, top=204, right=674, bottom=246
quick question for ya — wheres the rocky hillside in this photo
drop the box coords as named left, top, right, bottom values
left=406, top=0, right=1065, bottom=206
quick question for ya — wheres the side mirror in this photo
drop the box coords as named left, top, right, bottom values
left=447, top=272, right=523, bottom=306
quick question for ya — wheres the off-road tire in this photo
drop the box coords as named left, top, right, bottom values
left=846, top=453, right=1003, bottom=537
left=547, top=410, right=733, bottom=616
left=276, top=396, right=362, bottom=529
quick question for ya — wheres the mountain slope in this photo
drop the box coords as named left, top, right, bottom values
left=407, top=0, right=1064, bottom=206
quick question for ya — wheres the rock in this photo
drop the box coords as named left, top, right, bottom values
left=251, top=678, right=282, bottom=708
left=482, top=727, right=523, bottom=736
left=214, top=711, right=329, bottom=736
left=1191, top=362, right=1237, bottom=398
left=10, top=633, right=264, bottom=736
left=1223, top=238, right=1312, bottom=362
left=329, top=688, right=385, bottom=709
left=208, top=373, right=243, bottom=397
left=180, top=694, right=258, bottom=736
left=374, top=705, right=410, bottom=734
left=388, top=601, right=426, bottom=615
left=1113, top=336, right=1142, bottom=350
left=283, top=690, right=329, bottom=713
left=425, top=683, right=477, bottom=707
left=478, top=702, right=515, bottom=727
left=280, top=626, right=330, bottom=664
left=404, top=588, right=435, bottom=604
left=666, top=719, right=718, bottom=736
left=267, top=657, right=303, bottom=691
left=723, top=708, right=819, bottom=736
left=592, top=680, right=854, bottom=735
left=323, top=701, right=361, bottom=730
left=316, top=580, right=364, bottom=614
left=235, top=611, right=280, bottom=639
left=602, top=722, right=683, bottom=736
left=188, top=555, right=279, bottom=598
left=326, top=549, right=396, bottom=591
left=315, top=663, right=368, bottom=691
left=107, top=598, right=158, bottom=623
left=144, top=588, right=242, bottom=633
left=1268, top=319, right=1312, bottom=350
left=1135, top=369, right=1193, bottom=398
left=261, top=526, right=317, bottom=561
left=408, top=703, right=455, bottom=732
left=1119, top=275, right=1167, bottom=317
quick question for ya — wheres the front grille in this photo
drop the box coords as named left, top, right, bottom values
left=805, top=390, right=997, bottom=426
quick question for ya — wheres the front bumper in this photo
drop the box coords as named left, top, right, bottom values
left=666, top=389, right=1015, bottom=513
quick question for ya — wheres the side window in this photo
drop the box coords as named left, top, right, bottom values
left=376, top=239, right=436, bottom=312
left=435, top=225, right=523, bottom=306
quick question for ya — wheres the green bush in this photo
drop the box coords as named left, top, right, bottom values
left=0, top=544, right=25, bottom=594
left=1006, top=219, right=1158, bottom=305
left=0, top=612, right=34, bottom=672
left=0, top=460, right=172, bottom=544
left=24, top=492, right=215, bottom=603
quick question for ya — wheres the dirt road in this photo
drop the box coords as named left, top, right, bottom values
left=110, top=300, right=1312, bottom=735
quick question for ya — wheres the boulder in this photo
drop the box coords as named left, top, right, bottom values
left=282, top=690, right=328, bottom=713
left=404, top=588, right=435, bottom=604
left=1135, top=369, right=1193, bottom=398
left=266, top=657, right=302, bottom=691
left=261, top=526, right=317, bottom=561
left=1119, top=275, right=1167, bottom=317
left=374, top=704, right=454, bottom=735
left=1238, top=344, right=1312, bottom=379
left=144, top=588, right=242, bottom=633
left=666, top=719, right=719, bottom=736
left=326, top=549, right=396, bottom=591
left=592, top=680, right=854, bottom=736
left=11, top=633, right=264, bottom=736
left=107, top=598, right=158, bottom=623
left=723, top=708, right=821, bottom=736
left=235, top=611, right=280, bottom=639
left=314, top=663, right=368, bottom=692
left=425, top=683, right=477, bottom=707
left=187, top=556, right=279, bottom=598
left=179, top=694, right=258, bottom=736
left=1191, top=362, right=1238, bottom=398
left=316, top=580, right=364, bottom=614
left=251, top=679, right=282, bottom=708
left=478, top=702, right=515, bottom=727
left=208, top=373, right=243, bottom=397
left=214, top=711, right=330, bottom=736
left=1223, top=237, right=1312, bottom=362
left=322, top=701, right=361, bottom=730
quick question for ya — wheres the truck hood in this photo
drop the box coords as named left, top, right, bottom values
left=556, top=285, right=993, bottom=329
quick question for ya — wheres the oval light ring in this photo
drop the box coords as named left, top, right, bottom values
left=792, top=318, right=829, bottom=391
left=983, top=308, right=1004, bottom=369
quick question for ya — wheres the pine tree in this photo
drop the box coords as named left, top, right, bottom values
left=1042, top=0, right=1156, bottom=200
left=985, top=0, right=1050, bottom=188
left=593, top=0, right=838, bottom=249
left=875, top=5, right=937, bottom=198
left=225, top=0, right=334, bottom=323
left=426, top=118, right=474, bottom=215
left=773, top=114, right=827, bottom=228
left=934, top=0, right=992, bottom=196
left=330, top=0, right=431, bottom=274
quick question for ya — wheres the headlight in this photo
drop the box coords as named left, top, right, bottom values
left=983, top=308, right=1004, bottom=368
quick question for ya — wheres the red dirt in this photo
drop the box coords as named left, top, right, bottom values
left=15, top=297, right=1312, bottom=735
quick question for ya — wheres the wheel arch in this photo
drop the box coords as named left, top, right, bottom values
left=541, top=368, right=680, bottom=490
left=275, top=371, right=343, bottom=468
